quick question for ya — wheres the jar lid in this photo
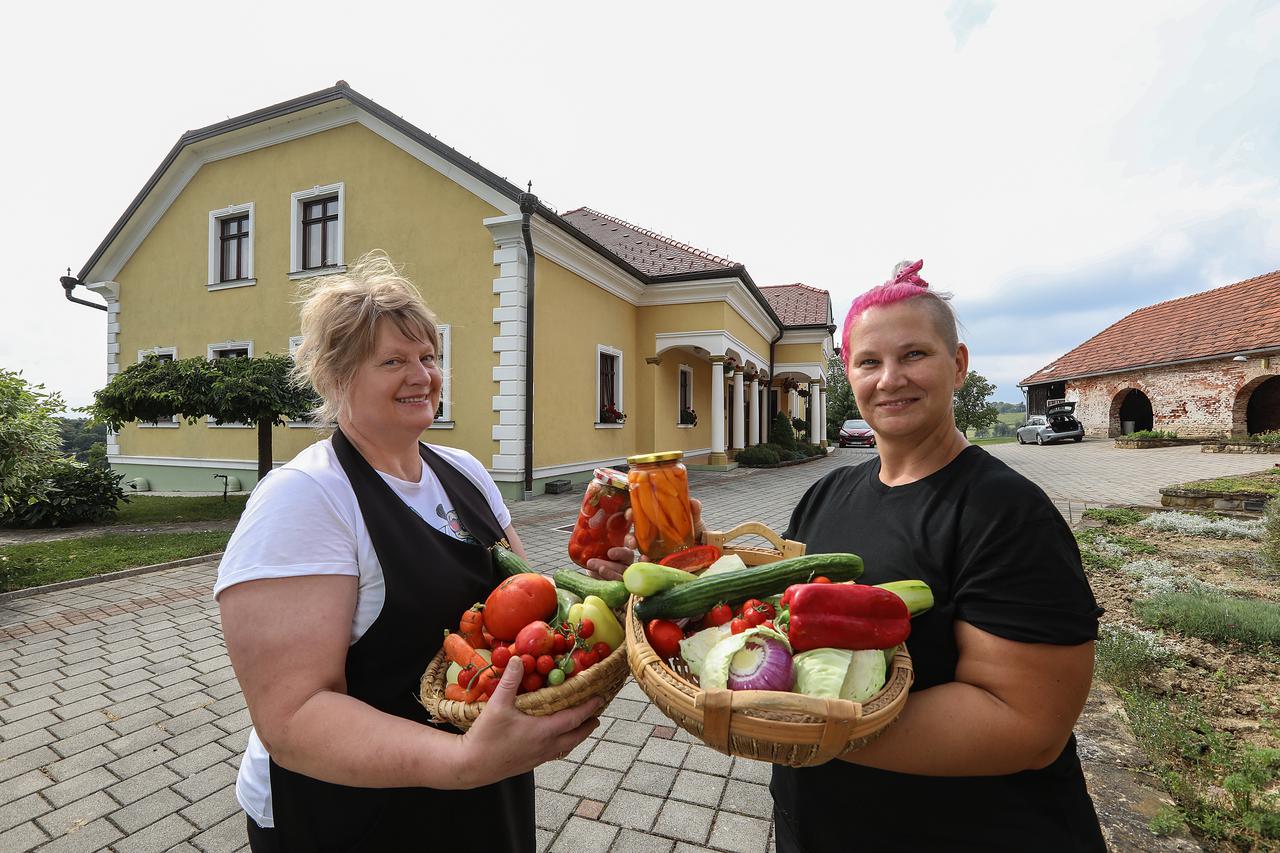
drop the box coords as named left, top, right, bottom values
left=592, top=467, right=630, bottom=490
left=626, top=450, right=684, bottom=465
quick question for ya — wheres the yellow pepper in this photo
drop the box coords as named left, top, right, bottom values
left=570, top=595, right=624, bottom=652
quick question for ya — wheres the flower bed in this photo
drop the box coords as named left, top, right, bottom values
left=1159, top=469, right=1279, bottom=512
left=1114, top=438, right=1205, bottom=449
left=1202, top=441, right=1280, bottom=454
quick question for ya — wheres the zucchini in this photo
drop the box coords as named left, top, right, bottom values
left=553, top=569, right=629, bottom=610
left=634, top=553, right=864, bottom=620
left=491, top=543, right=535, bottom=577
left=623, top=562, right=698, bottom=597
left=875, top=580, right=933, bottom=617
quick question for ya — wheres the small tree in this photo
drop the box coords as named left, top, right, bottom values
left=770, top=411, right=797, bottom=450
left=90, top=354, right=318, bottom=481
left=825, top=352, right=859, bottom=440
left=953, top=370, right=999, bottom=435
left=0, top=369, right=64, bottom=516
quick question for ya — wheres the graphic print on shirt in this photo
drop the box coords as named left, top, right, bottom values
left=436, top=503, right=477, bottom=543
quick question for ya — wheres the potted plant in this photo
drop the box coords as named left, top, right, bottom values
left=680, top=407, right=698, bottom=426
left=599, top=402, right=627, bottom=424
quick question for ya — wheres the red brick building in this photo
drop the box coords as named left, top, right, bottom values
left=1019, top=270, right=1280, bottom=438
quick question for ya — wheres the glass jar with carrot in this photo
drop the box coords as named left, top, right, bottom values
left=568, top=468, right=632, bottom=568
left=625, top=451, right=696, bottom=561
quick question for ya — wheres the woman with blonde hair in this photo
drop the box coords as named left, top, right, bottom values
left=216, top=253, right=598, bottom=852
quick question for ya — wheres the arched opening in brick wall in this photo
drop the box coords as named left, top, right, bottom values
left=1233, top=375, right=1280, bottom=436
left=1110, top=388, right=1153, bottom=436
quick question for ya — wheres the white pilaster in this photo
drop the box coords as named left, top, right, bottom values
left=810, top=383, right=821, bottom=445
left=484, top=214, right=528, bottom=475
left=731, top=367, right=745, bottom=450
left=87, top=281, right=122, bottom=457
left=709, top=357, right=727, bottom=465
left=819, top=387, right=828, bottom=448
left=748, top=377, right=760, bottom=447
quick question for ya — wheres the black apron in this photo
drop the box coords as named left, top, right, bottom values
left=266, top=430, right=535, bottom=852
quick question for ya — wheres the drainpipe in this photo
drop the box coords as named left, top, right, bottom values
left=60, top=272, right=107, bottom=311
left=519, top=190, right=537, bottom=499
left=767, top=326, right=784, bottom=433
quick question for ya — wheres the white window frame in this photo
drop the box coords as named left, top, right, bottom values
left=677, top=363, right=694, bottom=429
left=595, top=345, right=624, bottom=429
left=207, top=202, right=255, bottom=290
left=286, top=336, right=312, bottom=428
left=289, top=183, right=346, bottom=280
left=429, top=324, right=454, bottom=429
left=207, top=340, right=254, bottom=428
left=137, top=346, right=179, bottom=427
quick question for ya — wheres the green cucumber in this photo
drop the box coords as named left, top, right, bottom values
left=634, top=553, right=864, bottom=620
left=623, top=562, right=698, bottom=597
left=875, top=580, right=933, bottom=617
left=553, top=569, right=629, bottom=610
left=492, top=543, right=535, bottom=576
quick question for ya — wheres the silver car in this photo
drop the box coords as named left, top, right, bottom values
left=1016, top=402, right=1084, bottom=445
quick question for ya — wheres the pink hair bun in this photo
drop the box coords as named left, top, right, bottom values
left=839, top=258, right=931, bottom=370
left=888, top=259, right=928, bottom=288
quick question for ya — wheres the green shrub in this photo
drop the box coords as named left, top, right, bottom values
left=1261, top=498, right=1280, bottom=576
left=1083, top=507, right=1145, bottom=526
left=5, top=458, right=126, bottom=528
left=791, top=416, right=809, bottom=439
left=1243, top=430, right=1280, bottom=444
left=0, top=369, right=64, bottom=517
left=734, top=445, right=780, bottom=467
left=1095, top=623, right=1169, bottom=691
left=1126, top=429, right=1180, bottom=440
left=1135, top=589, right=1280, bottom=645
left=769, top=412, right=797, bottom=450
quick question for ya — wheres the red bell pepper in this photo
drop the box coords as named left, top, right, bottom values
left=784, top=583, right=910, bottom=652
left=657, top=544, right=721, bottom=572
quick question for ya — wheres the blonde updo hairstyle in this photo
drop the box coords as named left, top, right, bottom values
left=292, top=251, right=441, bottom=425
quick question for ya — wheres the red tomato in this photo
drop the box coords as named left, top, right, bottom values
left=645, top=619, right=684, bottom=659
left=490, top=645, right=512, bottom=669
left=483, top=574, right=557, bottom=640
left=705, top=603, right=734, bottom=628
left=536, top=654, right=555, bottom=675
left=730, top=618, right=749, bottom=635
left=578, top=618, right=595, bottom=640
left=521, top=671, right=544, bottom=693
left=457, top=664, right=477, bottom=688
left=571, top=649, right=592, bottom=673
left=812, top=576, right=832, bottom=584
left=582, top=650, right=600, bottom=668
left=514, top=621, right=554, bottom=657
left=591, top=642, right=611, bottom=659
left=520, top=653, right=536, bottom=673
left=605, top=511, right=630, bottom=537
left=551, top=632, right=569, bottom=654
left=658, top=544, right=722, bottom=572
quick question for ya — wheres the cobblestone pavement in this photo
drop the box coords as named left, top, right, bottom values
left=1, top=442, right=1265, bottom=850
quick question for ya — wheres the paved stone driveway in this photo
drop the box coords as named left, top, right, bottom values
left=1, top=442, right=1269, bottom=851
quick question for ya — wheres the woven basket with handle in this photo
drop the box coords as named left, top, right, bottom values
left=626, top=521, right=913, bottom=767
left=419, top=636, right=629, bottom=731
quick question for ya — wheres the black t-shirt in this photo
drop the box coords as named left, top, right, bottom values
left=770, top=446, right=1105, bottom=853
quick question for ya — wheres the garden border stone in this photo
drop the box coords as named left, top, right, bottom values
left=1201, top=441, right=1280, bottom=454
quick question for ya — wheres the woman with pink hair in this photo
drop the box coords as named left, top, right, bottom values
left=769, top=260, right=1104, bottom=851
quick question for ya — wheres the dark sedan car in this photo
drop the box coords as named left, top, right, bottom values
left=1016, top=402, right=1084, bottom=445
left=838, top=418, right=876, bottom=448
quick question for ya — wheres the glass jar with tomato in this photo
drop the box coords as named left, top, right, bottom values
left=567, top=468, right=631, bottom=569
left=626, top=451, right=696, bottom=561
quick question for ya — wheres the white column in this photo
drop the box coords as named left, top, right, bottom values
left=484, top=214, right=529, bottom=483
left=818, top=386, right=828, bottom=447
left=748, top=377, right=760, bottom=447
left=809, top=382, right=821, bottom=444
left=731, top=367, right=745, bottom=450
left=86, top=281, right=122, bottom=458
left=709, top=357, right=727, bottom=465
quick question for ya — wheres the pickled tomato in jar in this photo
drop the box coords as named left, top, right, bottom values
left=567, top=468, right=631, bottom=568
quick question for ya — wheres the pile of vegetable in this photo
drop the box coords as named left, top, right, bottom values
left=629, top=550, right=933, bottom=701
left=441, top=546, right=628, bottom=703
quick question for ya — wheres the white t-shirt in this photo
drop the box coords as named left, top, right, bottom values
left=213, top=438, right=512, bottom=828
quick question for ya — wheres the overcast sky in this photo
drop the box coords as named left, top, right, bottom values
left=6, top=0, right=1279, bottom=411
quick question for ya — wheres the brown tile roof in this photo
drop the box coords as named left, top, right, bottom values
left=760, top=283, right=832, bottom=326
left=558, top=208, right=739, bottom=277
left=1020, top=269, right=1280, bottom=385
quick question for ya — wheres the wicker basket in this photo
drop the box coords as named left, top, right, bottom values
left=625, top=521, right=914, bottom=767
left=419, top=638, right=629, bottom=731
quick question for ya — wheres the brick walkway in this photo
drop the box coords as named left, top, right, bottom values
left=0, top=442, right=1267, bottom=850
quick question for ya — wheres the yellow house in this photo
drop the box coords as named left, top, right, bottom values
left=66, top=83, right=835, bottom=499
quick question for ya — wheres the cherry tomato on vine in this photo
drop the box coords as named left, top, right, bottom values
left=591, top=642, right=611, bottom=659
left=730, top=618, right=749, bottom=635
left=578, top=618, right=595, bottom=640
left=705, top=603, right=734, bottom=628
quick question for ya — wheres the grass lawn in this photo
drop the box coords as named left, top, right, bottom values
left=970, top=436, right=1017, bottom=445
left=1171, top=468, right=1280, bottom=497
left=112, top=494, right=248, bottom=524
left=0, top=531, right=231, bottom=593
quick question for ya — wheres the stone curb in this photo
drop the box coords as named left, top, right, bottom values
left=0, top=551, right=224, bottom=602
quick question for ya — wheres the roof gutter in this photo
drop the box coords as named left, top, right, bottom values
left=59, top=274, right=107, bottom=311
left=1018, top=343, right=1280, bottom=389
left=520, top=191, right=538, bottom=499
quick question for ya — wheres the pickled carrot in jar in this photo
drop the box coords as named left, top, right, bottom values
left=625, top=451, right=694, bottom=561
